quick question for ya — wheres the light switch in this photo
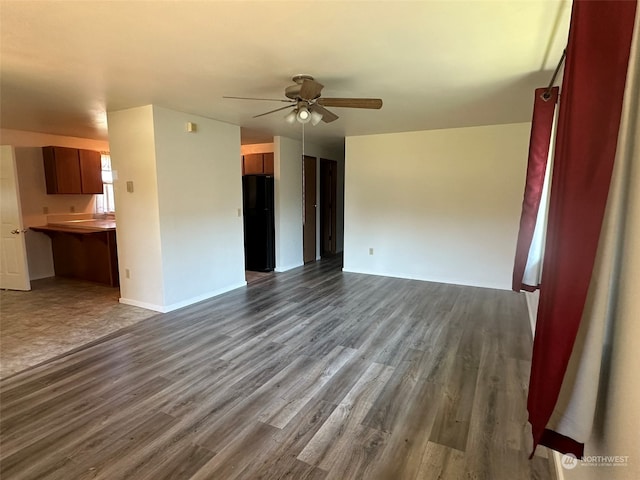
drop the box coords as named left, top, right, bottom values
left=126, top=181, right=134, bottom=193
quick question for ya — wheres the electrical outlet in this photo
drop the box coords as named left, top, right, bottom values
left=369, top=248, right=374, bottom=255
left=70, top=206, right=75, bottom=213
left=125, top=269, right=130, bottom=279
left=237, top=208, right=242, bottom=217
left=42, top=206, right=49, bottom=214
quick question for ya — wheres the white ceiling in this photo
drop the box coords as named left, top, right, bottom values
left=0, top=1, right=571, bottom=149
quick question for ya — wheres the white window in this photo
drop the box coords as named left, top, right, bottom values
left=95, top=153, right=115, bottom=214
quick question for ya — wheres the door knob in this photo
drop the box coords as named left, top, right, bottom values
left=10, top=229, right=20, bottom=235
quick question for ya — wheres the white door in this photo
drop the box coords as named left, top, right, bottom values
left=0, top=145, right=30, bottom=290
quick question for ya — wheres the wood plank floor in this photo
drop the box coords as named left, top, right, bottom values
left=0, top=257, right=556, bottom=480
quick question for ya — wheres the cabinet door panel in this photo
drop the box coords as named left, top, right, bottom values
left=43, top=146, right=82, bottom=194
left=243, top=154, right=264, bottom=174
left=79, top=150, right=103, bottom=194
left=263, top=152, right=274, bottom=175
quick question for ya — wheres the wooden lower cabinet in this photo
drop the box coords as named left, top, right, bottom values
left=32, top=228, right=119, bottom=287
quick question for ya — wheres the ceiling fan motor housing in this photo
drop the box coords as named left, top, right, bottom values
left=285, top=74, right=318, bottom=100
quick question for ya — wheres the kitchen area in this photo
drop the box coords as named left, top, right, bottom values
left=1, top=141, right=155, bottom=378
left=10, top=137, right=278, bottom=296
left=27, top=146, right=119, bottom=287
left=15, top=145, right=119, bottom=287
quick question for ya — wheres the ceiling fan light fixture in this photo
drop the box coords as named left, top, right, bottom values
left=284, top=110, right=297, bottom=124
left=296, top=106, right=311, bottom=124
left=224, top=76, right=382, bottom=126
left=310, top=110, right=323, bottom=126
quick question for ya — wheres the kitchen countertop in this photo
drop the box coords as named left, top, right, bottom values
left=31, top=219, right=116, bottom=234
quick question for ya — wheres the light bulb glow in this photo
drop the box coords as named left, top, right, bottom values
left=297, top=107, right=311, bottom=123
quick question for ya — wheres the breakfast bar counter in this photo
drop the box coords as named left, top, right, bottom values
left=31, top=220, right=119, bottom=287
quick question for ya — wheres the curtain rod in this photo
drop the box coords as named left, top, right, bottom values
left=542, top=49, right=567, bottom=100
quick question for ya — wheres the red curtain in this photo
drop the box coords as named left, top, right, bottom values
left=512, top=87, right=559, bottom=292
left=527, top=0, right=637, bottom=457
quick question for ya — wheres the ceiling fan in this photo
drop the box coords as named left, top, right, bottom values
left=224, top=75, right=383, bottom=125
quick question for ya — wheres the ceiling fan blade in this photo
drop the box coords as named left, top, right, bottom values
left=224, top=96, right=294, bottom=103
left=253, top=104, right=295, bottom=118
left=299, top=79, right=324, bottom=101
left=317, top=98, right=383, bottom=109
left=310, top=104, right=339, bottom=123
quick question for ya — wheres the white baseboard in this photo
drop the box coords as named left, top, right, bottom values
left=120, top=281, right=247, bottom=313
left=119, top=297, right=165, bottom=312
left=275, top=262, right=303, bottom=273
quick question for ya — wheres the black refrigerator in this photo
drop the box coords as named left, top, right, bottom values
left=242, top=175, right=275, bottom=271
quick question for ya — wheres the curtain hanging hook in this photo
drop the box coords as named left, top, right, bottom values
left=541, top=48, right=567, bottom=101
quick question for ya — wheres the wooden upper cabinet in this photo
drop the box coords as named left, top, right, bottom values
left=243, top=153, right=264, bottom=175
left=43, top=146, right=82, bottom=194
left=242, top=152, right=274, bottom=176
left=78, top=149, right=104, bottom=194
left=43, top=146, right=103, bottom=194
left=263, top=152, right=274, bottom=175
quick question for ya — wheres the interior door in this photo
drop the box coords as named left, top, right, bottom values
left=303, top=155, right=317, bottom=264
left=0, top=146, right=31, bottom=290
left=320, top=159, right=337, bottom=257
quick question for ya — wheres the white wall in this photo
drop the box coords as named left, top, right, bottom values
left=152, top=106, right=245, bottom=308
left=343, top=123, right=530, bottom=290
left=273, top=136, right=303, bottom=272
left=5, top=131, right=108, bottom=280
left=108, top=105, right=245, bottom=312
left=108, top=105, right=165, bottom=309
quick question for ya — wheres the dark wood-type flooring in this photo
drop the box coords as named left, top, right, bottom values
left=0, top=257, right=556, bottom=479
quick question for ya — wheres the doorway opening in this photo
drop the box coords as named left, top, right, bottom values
left=320, top=158, right=338, bottom=258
